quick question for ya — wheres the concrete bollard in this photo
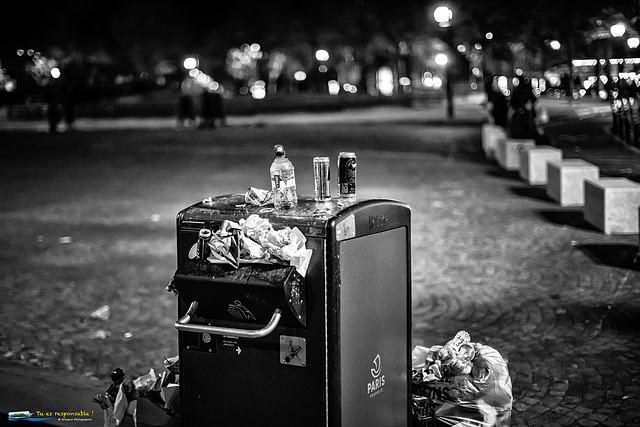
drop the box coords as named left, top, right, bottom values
left=519, top=146, right=563, bottom=185
left=481, top=124, right=507, bottom=160
left=546, top=159, right=599, bottom=207
left=584, top=178, right=640, bottom=235
left=496, top=138, right=536, bottom=172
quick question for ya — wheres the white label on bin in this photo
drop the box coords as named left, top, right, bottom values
left=367, top=353, right=385, bottom=398
left=336, top=214, right=355, bottom=241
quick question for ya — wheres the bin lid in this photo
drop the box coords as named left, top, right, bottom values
left=178, top=194, right=410, bottom=238
left=178, top=194, right=361, bottom=236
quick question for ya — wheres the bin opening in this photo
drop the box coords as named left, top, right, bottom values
left=169, top=259, right=306, bottom=327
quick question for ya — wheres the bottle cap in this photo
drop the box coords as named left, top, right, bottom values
left=110, top=367, right=125, bottom=384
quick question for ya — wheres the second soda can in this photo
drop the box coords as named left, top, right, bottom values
left=337, top=152, right=356, bottom=198
left=313, top=157, right=331, bottom=201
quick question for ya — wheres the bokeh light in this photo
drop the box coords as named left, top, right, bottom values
left=183, top=57, right=198, bottom=70
left=433, top=6, right=452, bottom=27
left=328, top=80, right=340, bottom=95
left=377, top=67, right=394, bottom=95
left=610, top=23, right=626, bottom=38
left=315, top=49, right=329, bottom=61
left=435, top=53, right=448, bottom=66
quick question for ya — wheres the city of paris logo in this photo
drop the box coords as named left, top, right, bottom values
left=367, top=354, right=385, bottom=398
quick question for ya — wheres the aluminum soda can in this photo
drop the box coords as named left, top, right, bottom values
left=337, top=152, right=356, bottom=198
left=313, top=156, right=331, bottom=201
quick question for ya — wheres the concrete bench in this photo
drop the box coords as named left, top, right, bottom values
left=519, top=146, right=563, bottom=185
left=496, top=138, right=536, bottom=171
left=481, top=124, right=507, bottom=160
left=584, top=178, right=640, bottom=234
left=546, top=159, right=599, bottom=206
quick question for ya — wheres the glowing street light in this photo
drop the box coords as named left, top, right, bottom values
left=435, top=53, right=449, bottom=66
left=549, top=40, right=561, bottom=51
left=183, top=57, right=198, bottom=70
left=628, top=37, right=640, bottom=49
left=433, top=6, right=452, bottom=27
left=610, top=23, right=626, bottom=38
left=432, top=5, right=454, bottom=118
left=315, top=49, right=329, bottom=62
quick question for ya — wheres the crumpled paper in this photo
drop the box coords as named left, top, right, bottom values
left=245, top=187, right=273, bottom=207
left=191, top=214, right=313, bottom=277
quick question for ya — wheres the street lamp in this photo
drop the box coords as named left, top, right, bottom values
left=610, top=23, right=626, bottom=38
left=315, top=49, right=330, bottom=92
left=433, top=5, right=454, bottom=118
left=433, top=6, right=452, bottom=27
left=315, top=49, right=330, bottom=62
left=628, top=37, right=640, bottom=49
left=183, top=57, right=198, bottom=70
left=609, top=23, right=626, bottom=81
left=435, top=53, right=449, bottom=66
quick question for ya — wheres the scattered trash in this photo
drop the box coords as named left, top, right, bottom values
left=58, top=236, right=73, bottom=244
left=90, top=305, right=110, bottom=321
left=93, top=358, right=180, bottom=426
left=151, top=214, right=160, bottom=222
left=123, top=332, right=133, bottom=339
left=91, top=330, right=111, bottom=340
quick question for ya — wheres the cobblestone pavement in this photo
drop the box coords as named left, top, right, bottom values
left=411, top=98, right=640, bottom=427
left=0, top=97, right=639, bottom=426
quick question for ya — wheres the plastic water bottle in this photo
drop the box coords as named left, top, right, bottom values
left=270, top=144, right=298, bottom=210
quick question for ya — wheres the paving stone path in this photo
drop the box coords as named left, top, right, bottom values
left=1, top=98, right=639, bottom=426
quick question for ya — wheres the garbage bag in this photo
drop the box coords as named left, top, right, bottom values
left=412, top=332, right=512, bottom=426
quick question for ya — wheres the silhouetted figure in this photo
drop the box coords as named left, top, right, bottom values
left=509, top=76, right=538, bottom=139
left=559, top=73, right=571, bottom=95
left=61, top=80, right=78, bottom=131
left=58, top=55, right=83, bottom=132
left=487, top=76, right=508, bottom=129
left=44, top=80, right=62, bottom=134
left=176, top=77, right=200, bottom=128
left=445, top=69, right=454, bottom=119
left=199, top=90, right=227, bottom=129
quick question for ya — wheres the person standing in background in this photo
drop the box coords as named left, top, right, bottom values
left=487, top=75, right=508, bottom=129
left=509, top=76, right=537, bottom=139
left=176, top=76, right=201, bottom=128
left=44, top=79, right=62, bottom=134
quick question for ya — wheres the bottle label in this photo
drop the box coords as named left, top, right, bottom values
left=273, top=175, right=296, bottom=190
left=272, top=175, right=283, bottom=189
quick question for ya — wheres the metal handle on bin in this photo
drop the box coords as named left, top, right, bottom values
left=175, top=301, right=282, bottom=339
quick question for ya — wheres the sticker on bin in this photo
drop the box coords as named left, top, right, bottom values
left=335, top=214, right=355, bottom=241
left=280, top=335, right=306, bottom=367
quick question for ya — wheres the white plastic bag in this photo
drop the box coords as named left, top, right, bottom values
left=412, top=332, right=512, bottom=426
